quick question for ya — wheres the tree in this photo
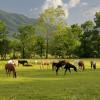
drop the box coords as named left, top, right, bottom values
left=37, top=6, right=65, bottom=58
left=34, top=36, right=45, bottom=58
left=18, top=25, right=35, bottom=58
left=94, top=12, right=100, bottom=27
left=81, top=20, right=94, bottom=31
left=0, top=39, right=10, bottom=59
left=0, top=20, right=9, bottom=59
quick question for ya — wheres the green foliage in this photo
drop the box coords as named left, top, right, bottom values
left=0, top=20, right=6, bottom=34
left=37, top=7, right=66, bottom=58
left=0, top=10, right=100, bottom=59
left=0, top=38, right=10, bottom=59
left=95, top=12, right=100, bottom=27
left=0, top=20, right=10, bottom=59
left=81, top=20, right=94, bottom=31
left=77, top=17, right=100, bottom=58
left=34, top=36, right=45, bottom=58
left=18, top=25, right=36, bottom=58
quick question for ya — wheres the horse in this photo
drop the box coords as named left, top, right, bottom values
left=18, top=60, right=28, bottom=66
left=91, top=60, right=96, bottom=70
left=52, top=62, right=58, bottom=70
left=41, top=60, right=50, bottom=69
left=64, top=62, right=77, bottom=75
left=78, top=61, right=85, bottom=71
left=5, top=63, right=17, bottom=78
left=53, top=60, right=77, bottom=75
left=52, top=60, right=65, bottom=74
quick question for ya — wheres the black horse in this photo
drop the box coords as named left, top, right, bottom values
left=52, top=62, right=58, bottom=70
left=18, top=60, right=28, bottom=66
left=52, top=60, right=77, bottom=75
left=64, top=62, right=77, bottom=75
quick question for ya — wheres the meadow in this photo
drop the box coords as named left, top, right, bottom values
left=0, top=59, right=100, bottom=100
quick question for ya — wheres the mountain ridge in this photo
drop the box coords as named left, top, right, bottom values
left=0, top=9, right=36, bottom=35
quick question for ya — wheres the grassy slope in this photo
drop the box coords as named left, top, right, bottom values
left=0, top=59, right=100, bottom=100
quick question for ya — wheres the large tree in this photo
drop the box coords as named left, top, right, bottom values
left=78, top=18, right=99, bottom=58
left=18, top=25, right=35, bottom=58
left=34, top=36, right=45, bottom=58
left=37, top=6, right=65, bottom=58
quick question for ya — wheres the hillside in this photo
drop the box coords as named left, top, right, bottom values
left=0, top=10, right=36, bottom=35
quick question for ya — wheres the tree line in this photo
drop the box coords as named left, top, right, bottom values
left=0, top=7, right=100, bottom=59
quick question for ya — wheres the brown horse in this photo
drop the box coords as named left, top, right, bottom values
left=41, top=60, right=50, bottom=69
left=78, top=61, right=85, bottom=71
left=5, top=63, right=17, bottom=78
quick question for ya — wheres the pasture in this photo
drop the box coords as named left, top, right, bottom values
left=0, top=59, right=100, bottom=100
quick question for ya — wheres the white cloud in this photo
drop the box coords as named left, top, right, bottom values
left=28, top=0, right=81, bottom=19
left=41, top=0, right=80, bottom=19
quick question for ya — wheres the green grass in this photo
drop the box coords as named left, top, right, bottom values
left=0, top=59, right=100, bottom=100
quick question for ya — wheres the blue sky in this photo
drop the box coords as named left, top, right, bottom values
left=0, top=0, right=100, bottom=25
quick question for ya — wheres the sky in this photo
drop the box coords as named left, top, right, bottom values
left=0, top=0, right=100, bottom=25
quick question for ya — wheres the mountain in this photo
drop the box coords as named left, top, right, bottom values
left=0, top=10, right=36, bottom=35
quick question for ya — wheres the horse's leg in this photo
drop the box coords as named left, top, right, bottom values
left=56, top=67, right=59, bottom=75
left=83, top=65, right=85, bottom=71
left=5, top=69, right=8, bottom=77
left=68, top=68, right=71, bottom=74
left=64, top=68, right=67, bottom=75
left=91, top=64, right=93, bottom=69
left=8, top=70, right=11, bottom=77
left=13, top=71, right=16, bottom=78
left=79, top=66, right=82, bottom=71
left=93, top=64, right=96, bottom=70
left=13, top=72, right=15, bottom=78
left=6, top=70, right=9, bottom=77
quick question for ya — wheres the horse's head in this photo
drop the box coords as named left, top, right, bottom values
left=74, top=67, right=77, bottom=72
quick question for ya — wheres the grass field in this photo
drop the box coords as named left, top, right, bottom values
left=0, top=59, right=100, bottom=100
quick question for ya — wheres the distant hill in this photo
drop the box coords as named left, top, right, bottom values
left=0, top=10, right=36, bottom=35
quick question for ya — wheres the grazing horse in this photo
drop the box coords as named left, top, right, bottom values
left=64, top=62, right=77, bottom=75
left=52, top=62, right=58, bottom=70
left=41, top=60, right=50, bottom=69
left=52, top=60, right=65, bottom=75
left=5, top=63, right=16, bottom=78
left=78, top=61, right=85, bottom=71
left=53, top=60, right=77, bottom=75
left=91, top=61, right=96, bottom=70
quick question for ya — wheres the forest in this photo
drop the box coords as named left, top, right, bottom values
left=0, top=7, right=100, bottom=59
